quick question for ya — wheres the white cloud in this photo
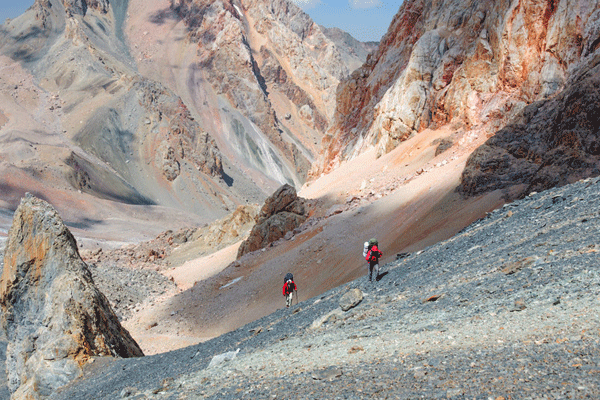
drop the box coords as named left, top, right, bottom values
left=291, top=0, right=322, bottom=10
left=349, top=0, right=383, bottom=9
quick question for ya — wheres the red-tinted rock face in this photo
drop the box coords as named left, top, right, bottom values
left=316, top=0, right=600, bottom=191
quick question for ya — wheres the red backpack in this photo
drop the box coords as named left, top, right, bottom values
left=366, top=245, right=381, bottom=262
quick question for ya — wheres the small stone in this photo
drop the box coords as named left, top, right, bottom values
left=510, top=300, right=527, bottom=312
left=423, top=294, right=443, bottom=303
left=501, top=257, right=538, bottom=275
left=553, top=297, right=561, bottom=305
left=120, top=387, right=136, bottom=398
left=312, top=367, right=342, bottom=381
left=348, top=346, right=364, bottom=354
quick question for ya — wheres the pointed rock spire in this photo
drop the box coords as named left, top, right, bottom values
left=0, top=194, right=143, bottom=399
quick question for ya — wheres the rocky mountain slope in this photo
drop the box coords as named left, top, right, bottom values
left=2, top=0, right=600, bottom=397
left=320, top=26, right=379, bottom=73
left=318, top=0, right=600, bottom=202
left=131, top=0, right=349, bottom=187
left=40, top=175, right=600, bottom=399
left=0, top=0, right=368, bottom=238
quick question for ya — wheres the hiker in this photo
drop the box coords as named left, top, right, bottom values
left=364, top=238, right=382, bottom=283
left=283, top=273, right=297, bottom=308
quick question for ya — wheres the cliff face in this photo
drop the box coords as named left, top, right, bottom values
left=459, top=53, right=600, bottom=198
left=317, top=0, right=600, bottom=186
left=150, top=0, right=354, bottom=186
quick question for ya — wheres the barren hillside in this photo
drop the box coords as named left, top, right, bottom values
left=0, top=0, right=368, bottom=240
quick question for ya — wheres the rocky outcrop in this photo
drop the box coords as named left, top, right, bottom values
left=459, top=53, right=600, bottom=199
left=0, top=195, right=143, bottom=399
left=459, top=55, right=600, bottom=198
left=63, top=0, right=110, bottom=16
left=317, top=0, right=600, bottom=178
left=138, top=81, right=224, bottom=181
left=237, top=184, right=308, bottom=257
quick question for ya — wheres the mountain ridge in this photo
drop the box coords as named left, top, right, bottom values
left=0, top=0, right=374, bottom=237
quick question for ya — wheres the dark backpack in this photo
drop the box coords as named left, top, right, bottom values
left=284, top=272, right=294, bottom=284
left=285, top=280, right=295, bottom=294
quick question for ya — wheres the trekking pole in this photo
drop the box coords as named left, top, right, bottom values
left=295, top=290, right=298, bottom=306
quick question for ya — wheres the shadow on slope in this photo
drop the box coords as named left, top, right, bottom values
left=64, top=151, right=155, bottom=206
left=459, top=53, right=600, bottom=201
left=142, top=182, right=505, bottom=347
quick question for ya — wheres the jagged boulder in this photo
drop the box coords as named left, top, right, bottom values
left=237, top=184, right=308, bottom=258
left=0, top=194, right=143, bottom=400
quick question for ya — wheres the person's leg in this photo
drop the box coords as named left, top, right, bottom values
left=375, top=263, right=379, bottom=281
left=286, top=293, right=293, bottom=307
left=368, top=262, right=374, bottom=282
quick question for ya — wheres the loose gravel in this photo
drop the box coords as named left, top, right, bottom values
left=35, top=176, right=600, bottom=399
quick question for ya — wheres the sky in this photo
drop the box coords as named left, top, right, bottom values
left=0, top=0, right=33, bottom=25
left=292, top=0, right=403, bottom=42
left=0, top=0, right=402, bottom=42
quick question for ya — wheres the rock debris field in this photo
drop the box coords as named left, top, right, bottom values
left=4, top=177, right=600, bottom=399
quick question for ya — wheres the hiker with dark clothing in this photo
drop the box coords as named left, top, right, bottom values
left=283, top=273, right=297, bottom=308
left=365, top=238, right=382, bottom=283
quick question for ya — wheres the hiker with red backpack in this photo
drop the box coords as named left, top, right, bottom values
left=283, top=272, right=297, bottom=308
left=364, top=238, right=382, bottom=283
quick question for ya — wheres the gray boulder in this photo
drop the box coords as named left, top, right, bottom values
left=339, top=288, right=363, bottom=311
left=0, top=194, right=143, bottom=399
